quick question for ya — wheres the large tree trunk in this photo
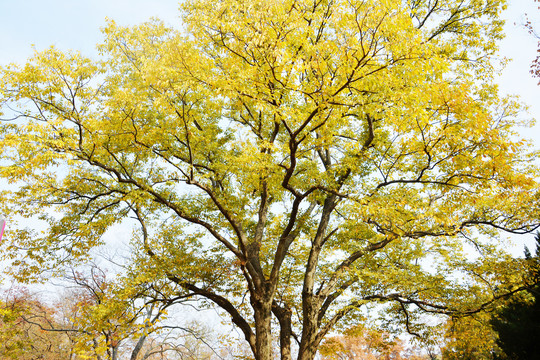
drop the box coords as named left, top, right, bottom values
left=252, top=292, right=274, bottom=360
left=297, top=197, right=336, bottom=360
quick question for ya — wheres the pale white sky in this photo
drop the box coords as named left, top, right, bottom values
left=0, top=0, right=180, bottom=63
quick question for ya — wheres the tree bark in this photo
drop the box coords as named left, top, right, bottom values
left=130, top=334, right=147, bottom=360
left=297, top=294, right=319, bottom=360
left=273, top=301, right=293, bottom=360
left=253, top=296, right=274, bottom=360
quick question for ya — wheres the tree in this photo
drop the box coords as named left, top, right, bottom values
left=50, top=265, right=222, bottom=360
left=0, top=277, right=222, bottom=360
left=438, top=236, right=540, bottom=360
left=320, top=324, right=428, bottom=360
left=490, top=233, right=540, bottom=359
left=1, top=0, right=539, bottom=359
left=441, top=313, right=503, bottom=360
left=58, top=265, right=172, bottom=360
left=526, top=0, right=540, bottom=82
left=0, top=287, right=74, bottom=359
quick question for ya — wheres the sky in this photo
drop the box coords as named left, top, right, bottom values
left=0, top=0, right=180, bottom=63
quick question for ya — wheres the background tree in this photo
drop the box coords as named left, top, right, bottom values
left=441, top=233, right=540, bottom=360
left=490, top=233, right=540, bottom=359
left=54, top=264, right=222, bottom=360
left=526, top=0, right=540, bottom=82
left=441, top=313, right=503, bottom=360
left=320, top=324, right=428, bottom=360
left=1, top=0, right=540, bottom=360
left=60, top=265, right=166, bottom=360
left=0, top=287, right=74, bottom=360
left=0, top=279, right=222, bottom=360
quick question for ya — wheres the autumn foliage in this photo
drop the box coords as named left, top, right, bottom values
left=0, top=288, right=72, bottom=359
left=1, top=0, right=539, bottom=359
left=320, top=325, right=428, bottom=360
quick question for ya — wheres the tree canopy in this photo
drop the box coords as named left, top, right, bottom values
left=1, top=0, right=540, bottom=359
